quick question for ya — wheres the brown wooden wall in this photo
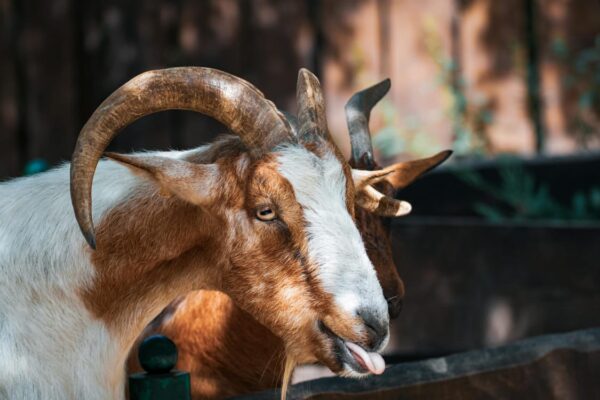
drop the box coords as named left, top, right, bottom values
left=0, top=0, right=320, bottom=179
left=1, top=0, right=599, bottom=180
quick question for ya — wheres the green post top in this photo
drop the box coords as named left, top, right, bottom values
left=128, top=334, right=191, bottom=400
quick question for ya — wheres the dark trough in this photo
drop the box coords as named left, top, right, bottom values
left=388, top=218, right=600, bottom=358
left=232, top=328, right=600, bottom=400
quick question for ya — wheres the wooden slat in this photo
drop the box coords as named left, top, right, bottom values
left=0, top=0, right=21, bottom=178
left=19, top=0, right=78, bottom=168
left=76, top=0, right=174, bottom=153
left=175, top=0, right=312, bottom=150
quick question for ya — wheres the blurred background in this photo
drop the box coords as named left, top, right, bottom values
left=1, top=0, right=598, bottom=369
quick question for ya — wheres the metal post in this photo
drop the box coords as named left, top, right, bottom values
left=128, top=335, right=191, bottom=400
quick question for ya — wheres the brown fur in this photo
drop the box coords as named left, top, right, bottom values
left=129, top=291, right=286, bottom=398
left=81, top=142, right=376, bottom=381
left=126, top=155, right=412, bottom=399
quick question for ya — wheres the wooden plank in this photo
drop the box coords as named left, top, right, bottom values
left=0, top=0, right=21, bottom=179
left=175, top=0, right=312, bottom=149
left=236, top=329, right=600, bottom=400
left=76, top=0, right=313, bottom=153
left=19, top=0, right=78, bottom=168
left=175, top=0, right=240, bottom=148
left=76, top=0, right=173, bottom=153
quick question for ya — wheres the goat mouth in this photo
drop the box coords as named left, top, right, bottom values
left=317, top=321, right=385, bottom=376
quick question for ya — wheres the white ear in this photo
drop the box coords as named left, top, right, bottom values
left=105, top=152, right=219, bottom=205
left=352, top=150, right=452, bottom=217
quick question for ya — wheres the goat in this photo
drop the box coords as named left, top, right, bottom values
left=0, top=67, right=442, bottom=399
left=129, top=79, right=452, bottom=399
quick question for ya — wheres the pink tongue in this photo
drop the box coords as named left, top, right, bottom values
left=345, top=342, right=385, bottom=375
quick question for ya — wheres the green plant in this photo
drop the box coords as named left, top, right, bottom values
left=372, top=17, right=494, bottom=160
left=457, top=160, right=600, bottom=222
left=552, top=34, right=600, bottom=147
left=422, top=17, right=490, bottom=156
left=372, top=98, right=444, bottom=158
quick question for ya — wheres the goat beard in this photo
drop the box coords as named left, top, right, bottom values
left=280, top=354, right=297, bottom=400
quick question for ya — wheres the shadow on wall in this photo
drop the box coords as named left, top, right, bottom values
left=458, top=0, right=600, bottom=150
left=1, top=0, right=339, bottom=179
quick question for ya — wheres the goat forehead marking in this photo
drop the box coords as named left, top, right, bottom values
left=276, top=147, right=387, bottom=319
left=275, top=146, right=348, bottom=206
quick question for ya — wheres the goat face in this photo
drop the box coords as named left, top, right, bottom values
left=103, top=140, right=389, bottom=376
left=71, top=67, right=448, bottom=377
left=125, top=79, right=453, bottom=395
left=227, top=146, right=392, bottom=375
left=102, top=138, right=451, bottom=377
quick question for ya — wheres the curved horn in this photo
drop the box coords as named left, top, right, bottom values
left=71, top=67, right=294, bottom=249
left=296, top=68, right=331, bottom=144
left=345, top=79, right=390, bottom=169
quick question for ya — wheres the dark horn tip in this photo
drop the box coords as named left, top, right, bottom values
left=363, top=79, right=391, bottom=105
left=379, top=78, right=392, bottom=90
left=83, top=230, right=97, bottom=250
left=345, top=78, right=392, bottom=113
left=425, top=150, right=454, bottom=174
left=440, top=149, right=454, bottom=162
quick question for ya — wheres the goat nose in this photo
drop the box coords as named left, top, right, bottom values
left=357, top=308, right=389, bottom=350
left=387, top=296, right=403, bottom=319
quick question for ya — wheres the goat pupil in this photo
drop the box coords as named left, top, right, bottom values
left=260, top=209, right=271, bottom=216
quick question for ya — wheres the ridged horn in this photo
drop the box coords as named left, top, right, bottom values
left=296, top=68, right=331, bottom=144
left=71, top=67, right=294, bottom=249
left=345, top=79, right=390, bottom=169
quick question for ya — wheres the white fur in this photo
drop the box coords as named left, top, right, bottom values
left=0, top=144, right=387, bottom=398
left=277, top=147, right=389, bottom=335
left=0, top=151, right=196, bottom=400
left=0, top=160, right=141, bottom=399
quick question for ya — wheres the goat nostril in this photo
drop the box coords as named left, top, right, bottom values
left=387, top=297, right=403, bottom=319
left=357, top=308, right=388, bottom=349
left=364, top=322, right=378, bottom=337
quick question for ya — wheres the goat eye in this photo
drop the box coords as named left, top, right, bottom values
left=256, top=207, right=277, bottom=221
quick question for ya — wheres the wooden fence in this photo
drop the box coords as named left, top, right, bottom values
left=0, top=0, right=324, bottom=179
left=1, top=0, right=599, bottom=180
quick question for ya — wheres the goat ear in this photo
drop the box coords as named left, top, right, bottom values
left=105, top=152, right=219, bottom=205
left=383, top=150, right=452, bottom=190
left=352, top=150, right=451, bottom=217
left=352, top=150, right=452, bottom=190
